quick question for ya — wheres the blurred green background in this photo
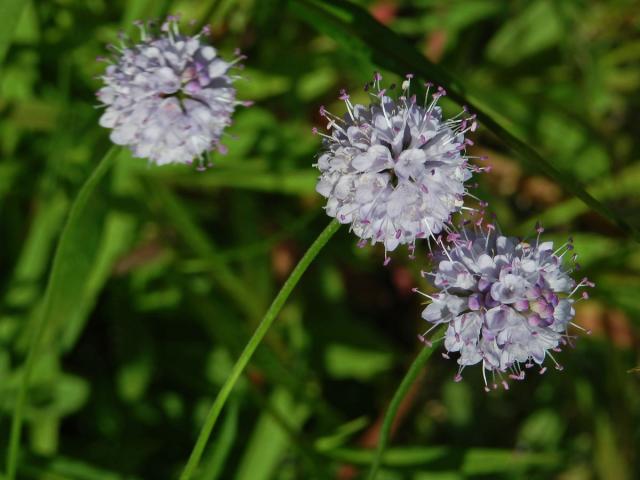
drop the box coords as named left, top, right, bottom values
left=1, top=0, right=639, bottom=478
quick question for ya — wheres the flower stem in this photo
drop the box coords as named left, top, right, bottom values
left=367, top=326, right=445, bottom=480
left=180, top=219, right=340, bottom=480
left=5, top=147, right=118, bottom=480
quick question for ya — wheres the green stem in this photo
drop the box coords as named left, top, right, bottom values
left=5, top=147, right=118, bottom=480
left=180, top=219, right=340, bottom=480
left=367, top=326, right=446, bottom=480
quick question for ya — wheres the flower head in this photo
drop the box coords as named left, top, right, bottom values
left=97, top=17, right=247, bottom=168
left=313, top=73, right=484, bottom=260
left=417, top=224, right=592, bottom=390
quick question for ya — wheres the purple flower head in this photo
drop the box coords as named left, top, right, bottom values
left=417, top=224, right=592, bottom=391
left=313, top=73, right=484, bottom=260
left=97, top=17, right=247, bottom=168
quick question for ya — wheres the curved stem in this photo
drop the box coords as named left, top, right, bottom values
left=367, top=326, right=445, bottom=480
left=5, top=147, right=118, bottom=480
left=180, top=219, right=340, bottom=480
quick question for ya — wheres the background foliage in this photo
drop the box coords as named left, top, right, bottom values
left=1, top=0, right=639, bottom=478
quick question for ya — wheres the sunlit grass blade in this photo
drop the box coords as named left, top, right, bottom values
left=179, top=219, right=341, bottom=480
left=291, top=0, right=640, bottom=242
left=5, top=147, right=119, bottom=480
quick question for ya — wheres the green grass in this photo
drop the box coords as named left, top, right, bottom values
left=1, top=1, right=639, bottom=479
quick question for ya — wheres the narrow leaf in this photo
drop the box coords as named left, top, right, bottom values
left=5, top=147, right=119, bottom=480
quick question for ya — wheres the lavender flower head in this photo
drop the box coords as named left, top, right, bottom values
left=313, top=73, right=485, bottom=261
left=417, top=224, right=593, bottom=390
left=97, top=16, right=248, bottom=168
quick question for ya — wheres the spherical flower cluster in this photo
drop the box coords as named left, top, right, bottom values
left=417, top=225, right=592, bottom=390
left=97, top=17, right=247, bottom=168
left=313, top=73, right=485, bottom=260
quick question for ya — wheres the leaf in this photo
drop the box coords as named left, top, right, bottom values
left=444, top=0, right=503, bottom=31
left=0, top=161, right=20, bottom=200
left=6, top=147, right=119, bottom=480
left=442, top=381, right=472, bottom=428
left=199, top=399, right=239, bottom=480
left=314, top=416, right=369, bottom=451
left=463, top=448, right=560, bottom=475
left=324, top=343, right=393, bottom=380
left=594, top=414, right=632, bottom=480
left=0, top=0, right=28, bottom=67
left=289, top=0, right=640, bottom=242
left=325, top=446, right=560, bottom=472
left=517, top=409, right=565, bottom=450
left=235, top=68, right=292, bottom=101
left=2, top=191, right=68, bottom=311
left=12, top=1, right=38, bottom=44
left=486, top=0, right=563, bottom=66
left=326, top=445, right=449, bottom=466
left=19, top=454, right=136, bottom=480
left=535, top=110, right=609, bottom=182
left=518, top=162, right=640, bottom=234
left=25, top=370, right=90, bottom=455
left=116, top=347, right=152, bottom=403
left=234, top=388, right=310, bottom=480
left=297, top=66, right=338, bottom=101
left=394, top=0, right=502, bottom=40
left=56, top=153, right=139, bottom=351
left=38, top=148, right=129, bottom=351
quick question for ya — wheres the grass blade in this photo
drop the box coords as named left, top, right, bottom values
left=326, top=446, right=559, bottom=473
left=5, top=147, right=119, bottom=480
left=199, top=399, right=239, bottom=480
left=179, top=219, right=341, bottom=480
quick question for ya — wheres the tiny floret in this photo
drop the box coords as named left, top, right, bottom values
left=417, top=224, right=592, bottom=390
left=97, top=17, right=246, bottom=168
left=313, top=73, right=482, bottom=257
